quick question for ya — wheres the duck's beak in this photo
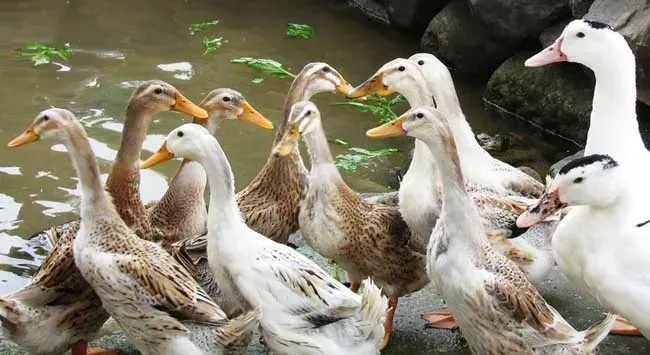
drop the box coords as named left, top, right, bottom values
left=516, top=189, right=567, bottom=228
left=141, top=141, right=175, bottom=169
left=8, top=125, right=39, bottom=148
left=272, top=126, right=300, bottom=157
left=524, top=36, right=567, bottom=67
left=238, top=101, right=274, bottom=130
left=346, top=73, right=386, bottom=99
left=366, top=114, right=407, bottom=138
left=335, top=78, right=355, bottom=96
left=172, top=93, right=209, bottom=119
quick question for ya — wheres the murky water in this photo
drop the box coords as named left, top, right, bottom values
left=0, top=0, right=572, bottom=294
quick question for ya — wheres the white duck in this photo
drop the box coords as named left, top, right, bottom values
left=517, top=154, right=650, bottom=338
left=524, top=18, right=650, bottom=335
left=141, top=123, right=389, bottom=355
left=369, top=106, right=615, bottom=355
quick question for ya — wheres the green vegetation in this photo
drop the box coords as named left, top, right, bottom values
left=286, top=23, right=315, bottom=39
left=202, top=37, right=224, bottom=54
left=16, top=43, right=72, bottom=66
left=230, top=57, right=296, bottom=83
left=335, top=147, right=399, bottom=172
left=329, top=138, right=349, bottom=146
left=189, top=20, right=219, bottom=35
left=335, top=94, right=405, bottom=124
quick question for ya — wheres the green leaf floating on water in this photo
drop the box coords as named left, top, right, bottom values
left=335, top=147, right=399, bottom=172
left=286, top=23, right=315, bottom=39
left=202, top=37, right=223, bottom=54
left=16, top=43, right=72, bottom=66
left=329, top=138, right=349, bottom=146
left=334, top=94, right=405, bottom=124
left=230, top=57, right=296, bottom=83
left=189, top=20, right=219, bottom=35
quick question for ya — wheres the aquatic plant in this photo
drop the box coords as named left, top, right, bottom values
left=202, top=37, right=224, bottom=54
left=286, top=23, right=315, bottom=39
left=230, top=57, right=296, bottom=84
left=16, top=43, right=72, bottom=66
left=189, top=20, right=219, bottom=35
left=334, top=94, right=406, bottom=124
left=335, top=147, right=399, bottom=172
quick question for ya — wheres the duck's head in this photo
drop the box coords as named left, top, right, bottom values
left=516, top=154, right=623, bottom=227
left=347, top=58, right=423, bottom=99
left=525, top=19, right=631, bottom=70
left=366, top=105, right=447, bottom=141
left=141, top=123, right=215, bottom=169
left=127, top=80, right=207, bottom=119
left=197, top=88, right=273, bottom=130
left=272, top=101, right=321, bottom=157
left=8, top=108, right=81, bottom=148
left=295, top=63, right=354, bottom=97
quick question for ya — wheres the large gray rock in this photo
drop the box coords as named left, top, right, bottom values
left=347, top=0, right=390, bottom=24
left=420, top=0, right=517, bottom=75
left=386, top=0, right=451, bottom=34
left=484, top=52, right=595, bottom=144
left=468, top=0, right=570, bottom=42
left=569, top=0, right=594, bottom=17
left=584, top=0, right=650, bottom=105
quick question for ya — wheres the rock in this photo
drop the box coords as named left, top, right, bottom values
left=484, top=52, right=595, bottom=145
left=539, top=19, right=571, bottom=47
left=548, top=149, right=584, bottom=178
left=518, top=166, right=543, bottom=183
left=386, top=0, right=451, bottom=35
left=569, top=0, right=594, bottom=17
left=476, top=132, right=510, bottom=152
left=420, top=0, right=517, bottom=75
left=584, top=0, right=650, bottom=106
left=468, top=0, right=570, bottom=43
left=347, top=0, right=390, bottom=24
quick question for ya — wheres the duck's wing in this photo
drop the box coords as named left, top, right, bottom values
left=485, top=229, right=535, bottom=268
left=169, top=233, right=208, bottom=275
left=117, top=240, right=228, bottom=324
left=473, top=193, right=530, bottom=237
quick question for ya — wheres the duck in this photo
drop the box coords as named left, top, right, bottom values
left=235, top=63, right=353, bottom=244
left=272, top=100, right=428, bottom=349
left=517, top=154, right=650, bottom=338
left=0, top=81, right=207, bottom=355
left=524, top=18, right=650, bottom=336
left=348, top=58, right=556, bottom=328
left=368, top=106, right=615, bottom=355
left=8, top=108, right=259, bottom=355
left=141, top=122, right=388, bottom=355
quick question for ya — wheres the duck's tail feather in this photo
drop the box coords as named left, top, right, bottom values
left=216, top=308, right=260, bottom=347
left=579, top=313, right=616, bottom=352
left=358, top=278, right=388, bottom=341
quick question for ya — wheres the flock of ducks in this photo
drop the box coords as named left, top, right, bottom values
left=0, top=18, right=648, bottom=355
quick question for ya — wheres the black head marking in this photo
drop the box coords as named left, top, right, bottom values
left=584, top=20, right=612, bottom=30
left=558, top=154, right=618, bottom=176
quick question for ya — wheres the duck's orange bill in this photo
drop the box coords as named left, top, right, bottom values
left=347, top=73, right=386, bottom=99
left=7, top=128, right=39, bottom=148
left=172, top=93, right=208, bottom=119
left=239, top=101, right=274, bottom=130
left=335, top=79, right=355, bottom=96
left=272, top=126, right=300, bottom=157
left=141, top=142, right=175, bottom=169
left=366, top=116, right=406, bottom=138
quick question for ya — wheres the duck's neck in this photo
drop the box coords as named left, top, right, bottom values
left=63, top=126, right=115, bottom=222
left=303, top=122, right=342, bottom=181
left=275, top=76, right=311, bottom=144
left=202, top=140, right=244, bottom=232
left=587, top=53, right=643, bottom=159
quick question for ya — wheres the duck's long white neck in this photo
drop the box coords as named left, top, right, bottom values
left=425, top=68, right=492, bottom=167
left=62, top=125, right=114, bottom=222
left=302, top=121, right=342, bottom=182
left=399, top=79, right=437, bottom=173
left=587, top=48, right=643, bottom=159
left=200, top=138, right=244, bottom=232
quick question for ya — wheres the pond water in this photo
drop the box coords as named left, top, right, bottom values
left=0, top=0, right=574, bottom=295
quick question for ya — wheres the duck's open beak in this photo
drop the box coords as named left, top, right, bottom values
left=172, top=93, right=208, bottom=119
left=516, top=189, right=567, bottom=228
left=272, top=127, right=301, bottom=157
left=141, top=141, right=175, bottom=169
left=366, top=114, right=407, bottom=138
left=524, top=36, right=568, bottom=67
left=7, top=126, right=39, bottom=148
left=346, top=73, right=387, bottom=99
left=238, top=101, right=274, bottom=130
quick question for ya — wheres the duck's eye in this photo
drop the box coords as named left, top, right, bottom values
left=305, top=110, right=312, bottom=116
left=416, top=112, right=424, bottom=119
left=398, top=66, right=405, bottom=72
left=154, top=87, right=163, bottom=95
left=42, top=115, right=49, bottom=121
left=577, top=32, right=585, bottom=38
left=573, top=177, right=584, bottom=184
left=177, top=131, right=184, bottom=138
left=417, top=60, right=424, bottom=66
left=322, top=66, right=330, bottom=73
left=222, top=96, right=231, bottom=102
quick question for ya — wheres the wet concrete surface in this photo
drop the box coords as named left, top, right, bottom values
left=0, top=244, right=648, bottom=355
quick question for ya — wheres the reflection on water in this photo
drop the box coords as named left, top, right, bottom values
left=0, top=0, right=568, bottom=294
